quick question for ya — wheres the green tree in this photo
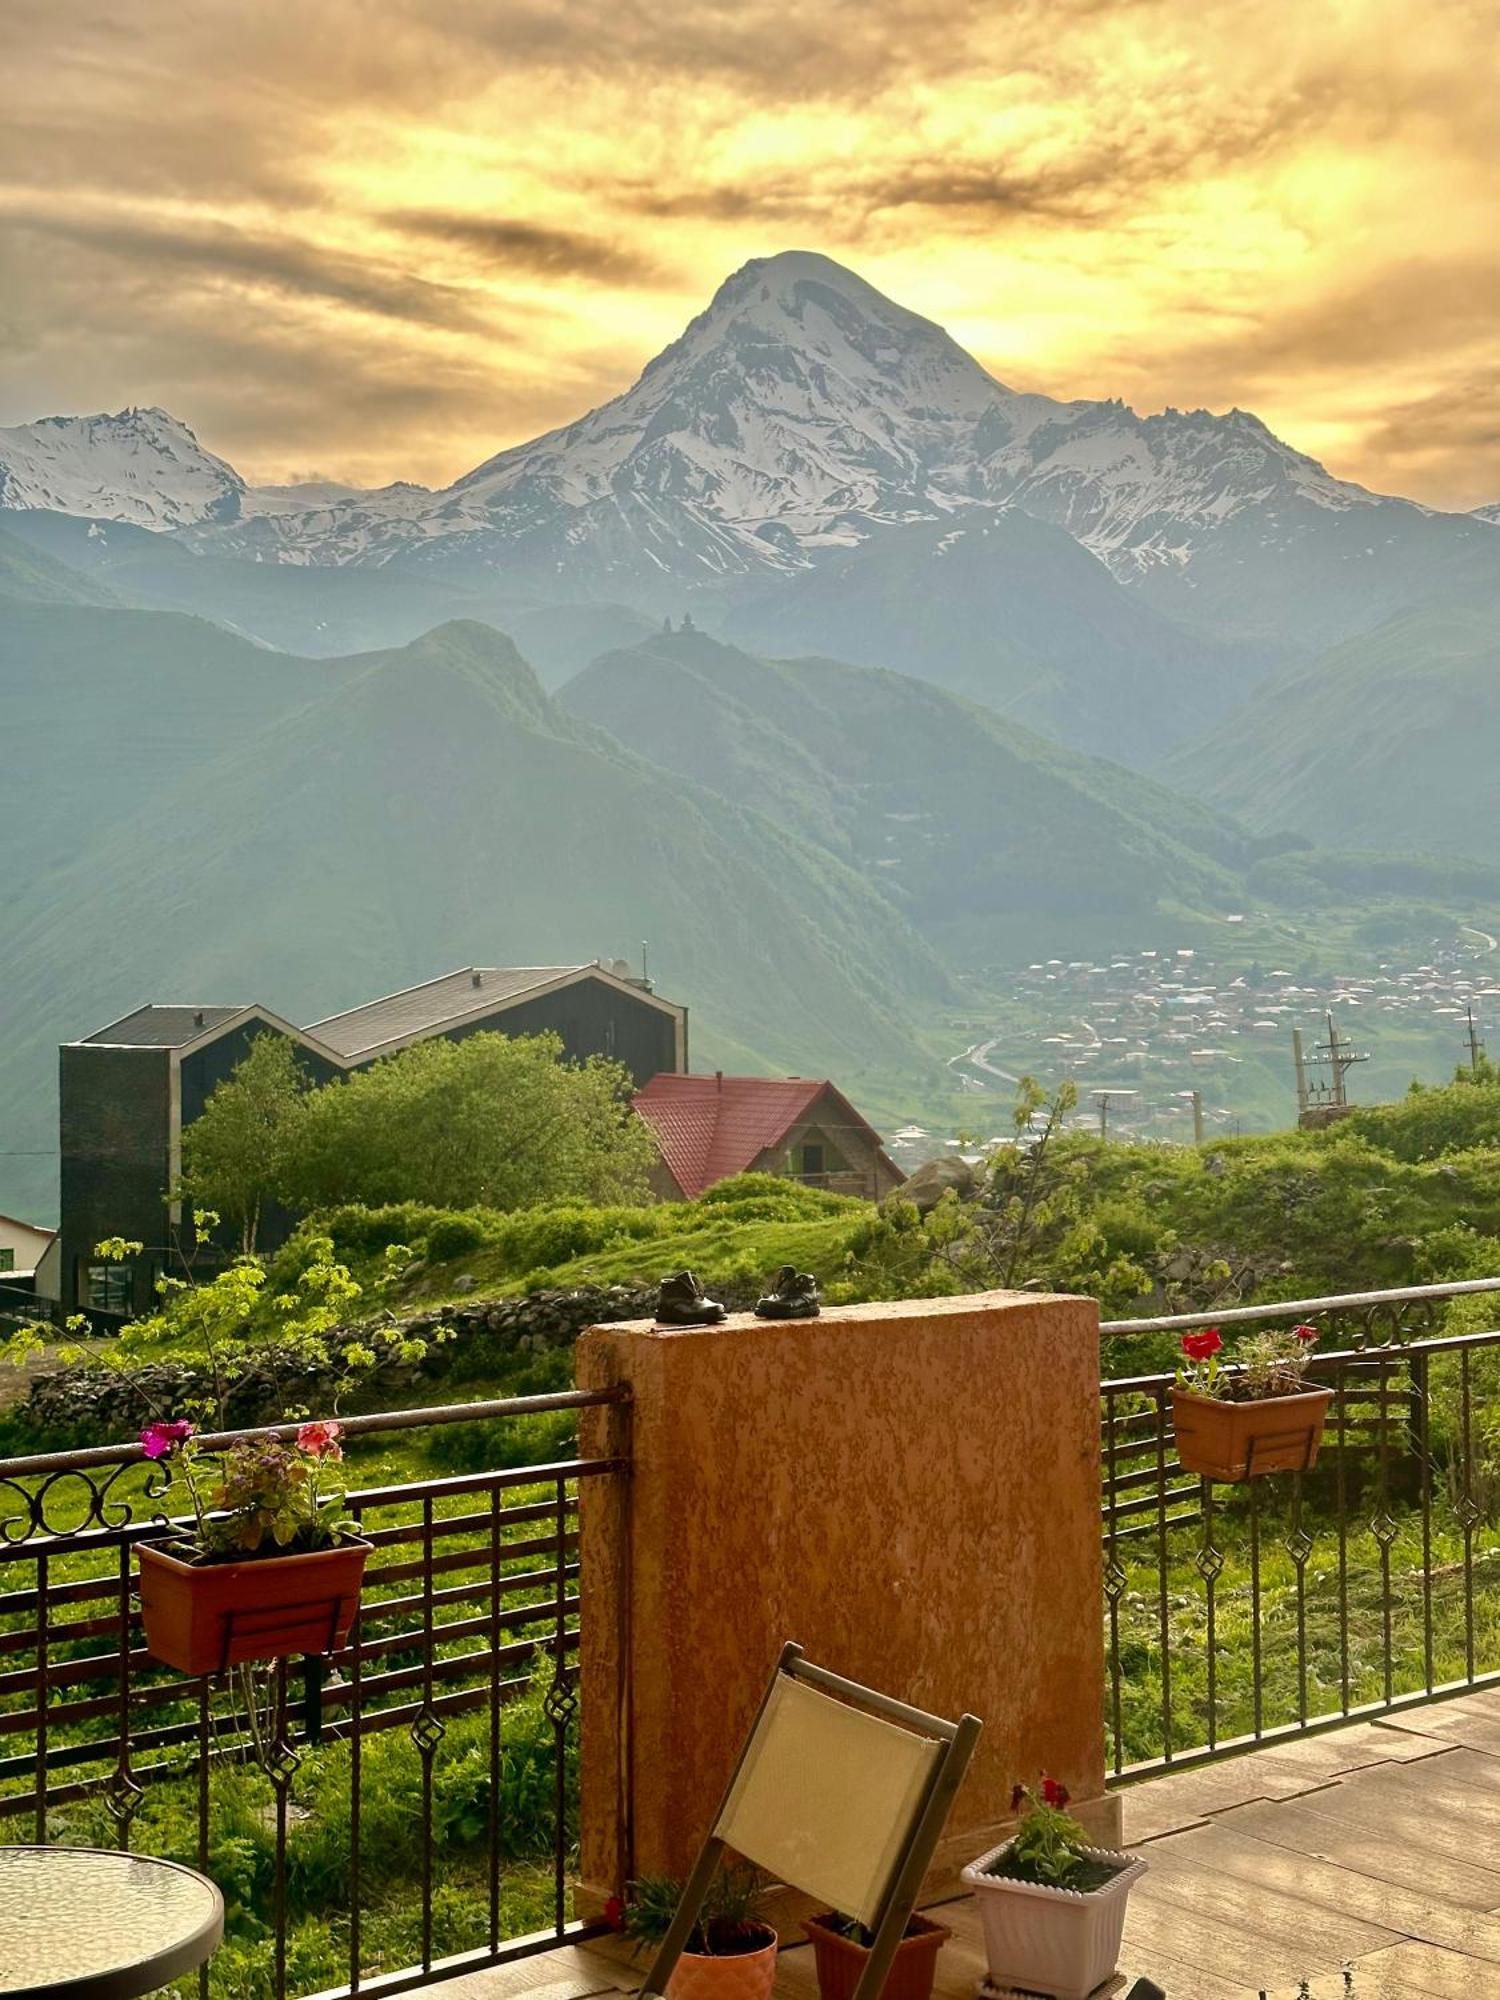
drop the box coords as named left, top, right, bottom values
left=180, top=1033, right=311, bottom=1252
left=279, top=1031, right=656, bottom=1213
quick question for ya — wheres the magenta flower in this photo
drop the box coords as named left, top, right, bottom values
left=140, top=1419, right=195, bottom=1461
left=1293, top=1323, right=1319, bottom=1345
left=297, top=1420, right=344, bottom=1462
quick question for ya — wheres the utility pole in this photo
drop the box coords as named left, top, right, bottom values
left=1464, top=1002, right=1487, bottom=1073
left=1295, top=1011, right=1369, bottom=1127
left=1191, top=1088, right=1205, bottom=1145
left=1292, top=1027, right=1310, bottom=1121
left=1092, top=1088, right=1137, bottom=1140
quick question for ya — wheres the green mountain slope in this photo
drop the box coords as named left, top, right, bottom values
left=1162, top=603, right=1500, bottom=861
left=561, top=629, right=1251, bottom=946
left=1, top=613, right=949, bottom=1219
left=720, top=511, right=1261, bottom=764
left=1, top=509, right=654, bottom=674
left=0, top=522, right=118, bottom=606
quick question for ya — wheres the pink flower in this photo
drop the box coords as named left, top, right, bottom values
left=1041, top=1775, right=1071, bottom=1810
left=1293, top=1323, right=1319, bottom=1345
left=297, top=1420, right=344, bottom=1462
left=140, top=1419, right=195, bottom=1461
left=1181, top=1328, right=1223, bottom=1363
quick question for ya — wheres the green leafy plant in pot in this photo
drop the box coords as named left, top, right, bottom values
left=135, top=1417, right=369, bottom=1676
left=961, top=1776, right=1146, bottom=2000
left=1170, top=1322, right=1335, bottom=1482
left=608, top=1867, right=778, bottom=2000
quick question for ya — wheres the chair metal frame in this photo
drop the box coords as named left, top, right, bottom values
left=642, top=1642, right=982, bottom=2000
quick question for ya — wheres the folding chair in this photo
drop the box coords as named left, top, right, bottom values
left=642, top=1642, right=982, bottom=2000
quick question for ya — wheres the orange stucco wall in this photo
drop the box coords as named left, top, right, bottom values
left=575, top=1289, right=1111, bottom=1905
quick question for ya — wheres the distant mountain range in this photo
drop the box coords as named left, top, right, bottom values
left=4, top=251, right=1496, bottom=757
left=4, top=251, right=1499, bottom=1218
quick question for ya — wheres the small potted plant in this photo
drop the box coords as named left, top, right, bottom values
left=608, top=1867, right=777, bottom=2000
left=135, top=1418, right=369, bottom=1675
left=801, top=1909, right=950, bottom=2000
left=962, top=1776, right=1146, bottom=2000
left=1170, top=1322, right=1334, bottom=1482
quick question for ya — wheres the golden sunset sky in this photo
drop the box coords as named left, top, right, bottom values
left=1, top=0, right=1496, bottom=507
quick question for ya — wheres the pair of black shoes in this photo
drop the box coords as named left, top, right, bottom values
left=652, top=1266, right=821, bottom=1326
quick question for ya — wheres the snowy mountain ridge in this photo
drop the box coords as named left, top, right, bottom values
left=0, top=406, right=248, bottom=533
left=0, top=252, right=1483, bottom=600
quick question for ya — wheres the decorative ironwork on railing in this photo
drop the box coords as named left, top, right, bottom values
left=1099, top=1280, right=1500, bottom=1783
left=0, top=1387, right=629, bottom=2000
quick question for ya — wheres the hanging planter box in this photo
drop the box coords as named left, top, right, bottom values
left=137, top=1535, right=369, bottom=1675
left=803, top=1911, right=950, bottom=2000
left=961, top=1842, right=1146, bottom=2000
left=1171, top=1383, right=1334, bottom=1482
left=663, top=1925, right=779, bottom=2000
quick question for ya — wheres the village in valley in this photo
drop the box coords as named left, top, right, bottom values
left=912, top=926, right=1500, bottom=1159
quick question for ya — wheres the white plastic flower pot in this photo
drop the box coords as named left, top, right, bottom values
left=960, top=1841, right=1147, bottom=2000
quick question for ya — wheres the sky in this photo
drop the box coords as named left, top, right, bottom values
left=1, top=0, right=1496, bottom=508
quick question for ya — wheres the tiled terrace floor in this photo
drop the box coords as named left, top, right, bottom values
left=450, top=1689, right=1500, bottom=2000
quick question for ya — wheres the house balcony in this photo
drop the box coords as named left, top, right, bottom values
left=2, top=1278, right=1499, bottom=1998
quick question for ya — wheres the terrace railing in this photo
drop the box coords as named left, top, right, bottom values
left=0, top=1386, right=628, bottom=2000
left=1100, top=1278, right=1500, bottom=1782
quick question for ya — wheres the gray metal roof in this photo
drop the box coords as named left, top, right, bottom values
left=83, top=1005, right=246, bottom=1047
left=305, top=967, right=593, bottom=1059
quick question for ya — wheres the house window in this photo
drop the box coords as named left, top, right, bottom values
left=797, top=1143, right=827, bottom=1184
left=83, top=1260, right=133, bottom=1313
left=0, top=1249, right=13, bottom=1274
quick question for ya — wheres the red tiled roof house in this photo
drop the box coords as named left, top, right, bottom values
left=632, top=1072, right=903, bottom=1202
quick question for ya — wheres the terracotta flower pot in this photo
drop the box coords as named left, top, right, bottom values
left=961, top=1842, right=1146, bottom=2000
left=803, top=1911, right=950, bottom=2000
left=664, top=1925, right=779, bottom=2000
left=137, top=1535, right=369, bottom=1675
left=1171, top=1383, right=1334, bottom=1482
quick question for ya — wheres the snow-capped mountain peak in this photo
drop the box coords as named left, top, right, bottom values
left=2, top=253, right=1489, bottom=607
left=444, top=249, right=1016, bottom=560
left=0, top=406, right=246, bottom=531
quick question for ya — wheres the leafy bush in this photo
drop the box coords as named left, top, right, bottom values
left=425, top=1213, right=488, bottom=1262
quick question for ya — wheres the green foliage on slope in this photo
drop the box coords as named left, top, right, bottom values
left=0, top=609, right=950, bottom=1217
left=1166, top=600, right=1500, bottom=862
left=562, top=627, right=1253, bottom=935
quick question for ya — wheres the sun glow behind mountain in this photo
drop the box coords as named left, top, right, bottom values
left=1, top=0, right=1496, bottom=507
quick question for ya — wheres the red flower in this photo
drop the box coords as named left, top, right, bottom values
left=1040, top=1775, right=1070, bottom=1810
left=140, top=1419, right=195, bottom=1461
left=1180, top=1328, right=1223, bottom=1363
left=297, top=1420, right=344, bottom=1462
left=603, top=1895, right=627, bottom=1934
left=1293, top=1324, right=1319, bottom=1345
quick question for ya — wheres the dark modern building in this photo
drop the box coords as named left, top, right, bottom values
left=44, top=963, right=687, bottom=1317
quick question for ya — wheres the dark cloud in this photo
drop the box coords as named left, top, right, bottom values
left=385, top=212, right=662, bottom=284
left=4, top=202, right=493, bottom=332
left=1363, top=368, right=1500, bottom=501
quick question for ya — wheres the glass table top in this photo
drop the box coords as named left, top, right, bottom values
left=0, top=1846, right=223, bottom=1998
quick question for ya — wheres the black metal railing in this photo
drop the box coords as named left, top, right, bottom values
left=1100, top=1279, right=1500, bottom=1781
left=0, top=1388, right=628, bottom=2000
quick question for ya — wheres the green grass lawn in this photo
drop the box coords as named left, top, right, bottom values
left=1108, top=1483, right=1500, bottom=1771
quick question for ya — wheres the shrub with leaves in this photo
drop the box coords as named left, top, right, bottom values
left=1004, top=1775, right=1089, bottom=1887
